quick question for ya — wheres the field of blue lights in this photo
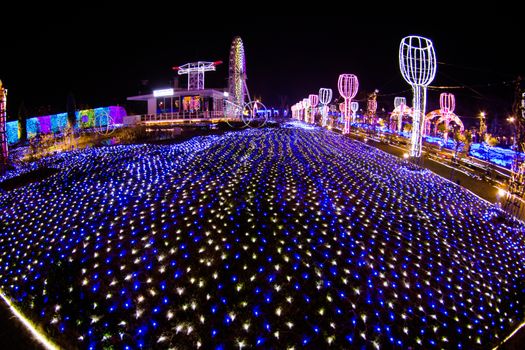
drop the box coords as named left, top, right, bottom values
left=1, top=124, right=524, bottom=349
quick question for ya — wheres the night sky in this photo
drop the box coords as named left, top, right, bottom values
left=1, top=13, right=523, bottom=128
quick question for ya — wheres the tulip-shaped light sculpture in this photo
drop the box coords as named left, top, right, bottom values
left=302, top=98, right=310, bottom=123
left=338, top=103, right=346, bottom=125
left=309, top=94, right=319, bottom=124
left=394, top=97, right=406, bottom=133
left=350, top=101, right=359, bottom=123
left=399, top=36, right=437, bottom=159
left=439, top=92, right=455, bottom=142
left=338, top=74, right=359, bottom=134
left=319, top=88, right=333, bottom=127
left=0, top=80, right=7, bottom=165
left=367, top=99, right=377, bottom=124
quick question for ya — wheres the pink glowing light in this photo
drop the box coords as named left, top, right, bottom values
left=338, top=74, right=359, bottom=134
left=302, top=98, right=310, bottom=122
left=338, top=74, right=359, bottom=100
left=309, top=94, right=319, bottom=124
left=350, top=101, right=359, bottom=123
left=440, top=93, right=455, bottom=114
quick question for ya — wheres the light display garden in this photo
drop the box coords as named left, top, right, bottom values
left=1, top=123, right=524, bottom=349
left=4, top=106, right=126, bottom=145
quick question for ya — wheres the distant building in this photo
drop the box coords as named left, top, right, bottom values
left=126, top=87, right=229, bottom=125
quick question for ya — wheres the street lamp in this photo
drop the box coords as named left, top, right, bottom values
left=479, top=112, right=487, bottom=142
left=507, top=116, right=519, bottom=170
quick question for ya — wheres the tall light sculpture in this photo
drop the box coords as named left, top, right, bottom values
left=522, top=92, right=525, bottom=119
left=0, top=80, right=7, bottom=165
left=329, top=104, right=336, bottom=128
left=339, top=103, right=346, bottom=125
left=439, top=92, right=455, bottom=142
left=295, top=103, right=301, bottom=120
left=399, top=35, right=437, bottom=159
left=394, top=97, right=406, bottom=133
left=302, top=98, right=310, bottom=123
left=350, top=101, right=359, bottom=123
left=367, top=98, right=377, bottom=124
left=309, top=94, right=319, bottom=124
left=319, top=88, right=333, bottom=127
left=338, top=74, right=359, bottom=134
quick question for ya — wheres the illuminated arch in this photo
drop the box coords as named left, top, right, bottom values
left=424, top=109, right=464, bottom=136
left=390, top=105, right=414, bottom=131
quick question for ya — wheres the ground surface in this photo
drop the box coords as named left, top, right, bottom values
left=0, top=123, right=524, bottom=349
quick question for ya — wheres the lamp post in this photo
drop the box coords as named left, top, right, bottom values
left=507, top=116, right=518, bottom=164
left=479, top=112, right=487, bottom=142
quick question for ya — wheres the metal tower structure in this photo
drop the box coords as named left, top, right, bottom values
left=173, top=61, right=222, bottom=90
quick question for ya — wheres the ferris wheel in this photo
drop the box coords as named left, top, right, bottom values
left=228, top=36, right=250, bottom=108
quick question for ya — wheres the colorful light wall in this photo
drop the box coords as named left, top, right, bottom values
left=21, top=106, right=126, bottom=142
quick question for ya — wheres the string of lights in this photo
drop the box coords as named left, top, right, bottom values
left=1, top=125, right=523, bottom=349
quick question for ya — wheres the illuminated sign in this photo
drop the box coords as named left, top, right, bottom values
left=153, top=88, right=174, bottom=97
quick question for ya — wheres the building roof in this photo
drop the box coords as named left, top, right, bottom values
left=127, top=88, right=227, bottom=101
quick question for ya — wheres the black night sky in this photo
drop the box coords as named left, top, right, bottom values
left=1, top=13, right=523, bottom=129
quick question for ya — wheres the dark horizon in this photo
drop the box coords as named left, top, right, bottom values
left=1, top=14, right=523, bottom=129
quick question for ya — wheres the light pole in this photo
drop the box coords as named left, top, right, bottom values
left=479, top=112, right=487, bottom=142
left=507, top=116, right=518, bottom=168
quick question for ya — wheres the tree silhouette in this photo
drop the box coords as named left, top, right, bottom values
left=17, top=101, right=28, bottom=142
left=67, top=93, right=76, bottom=129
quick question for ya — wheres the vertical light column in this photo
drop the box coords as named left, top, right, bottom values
left=319, top=88, right=333, bottom=127
left=350, top=101, right=359, bottom=123
left=439, top=92, right=455, bottom=142
left=0, top=80, right=7, bottom=165
left=302, top=98, right=310, bottom=123
left=337, top=74, right=359, bottom=134
left=399, top=36, right=437, bottom=159
left=309, top=94, right=319, bottom=124
left=394, top=97, right=406, bottom=133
